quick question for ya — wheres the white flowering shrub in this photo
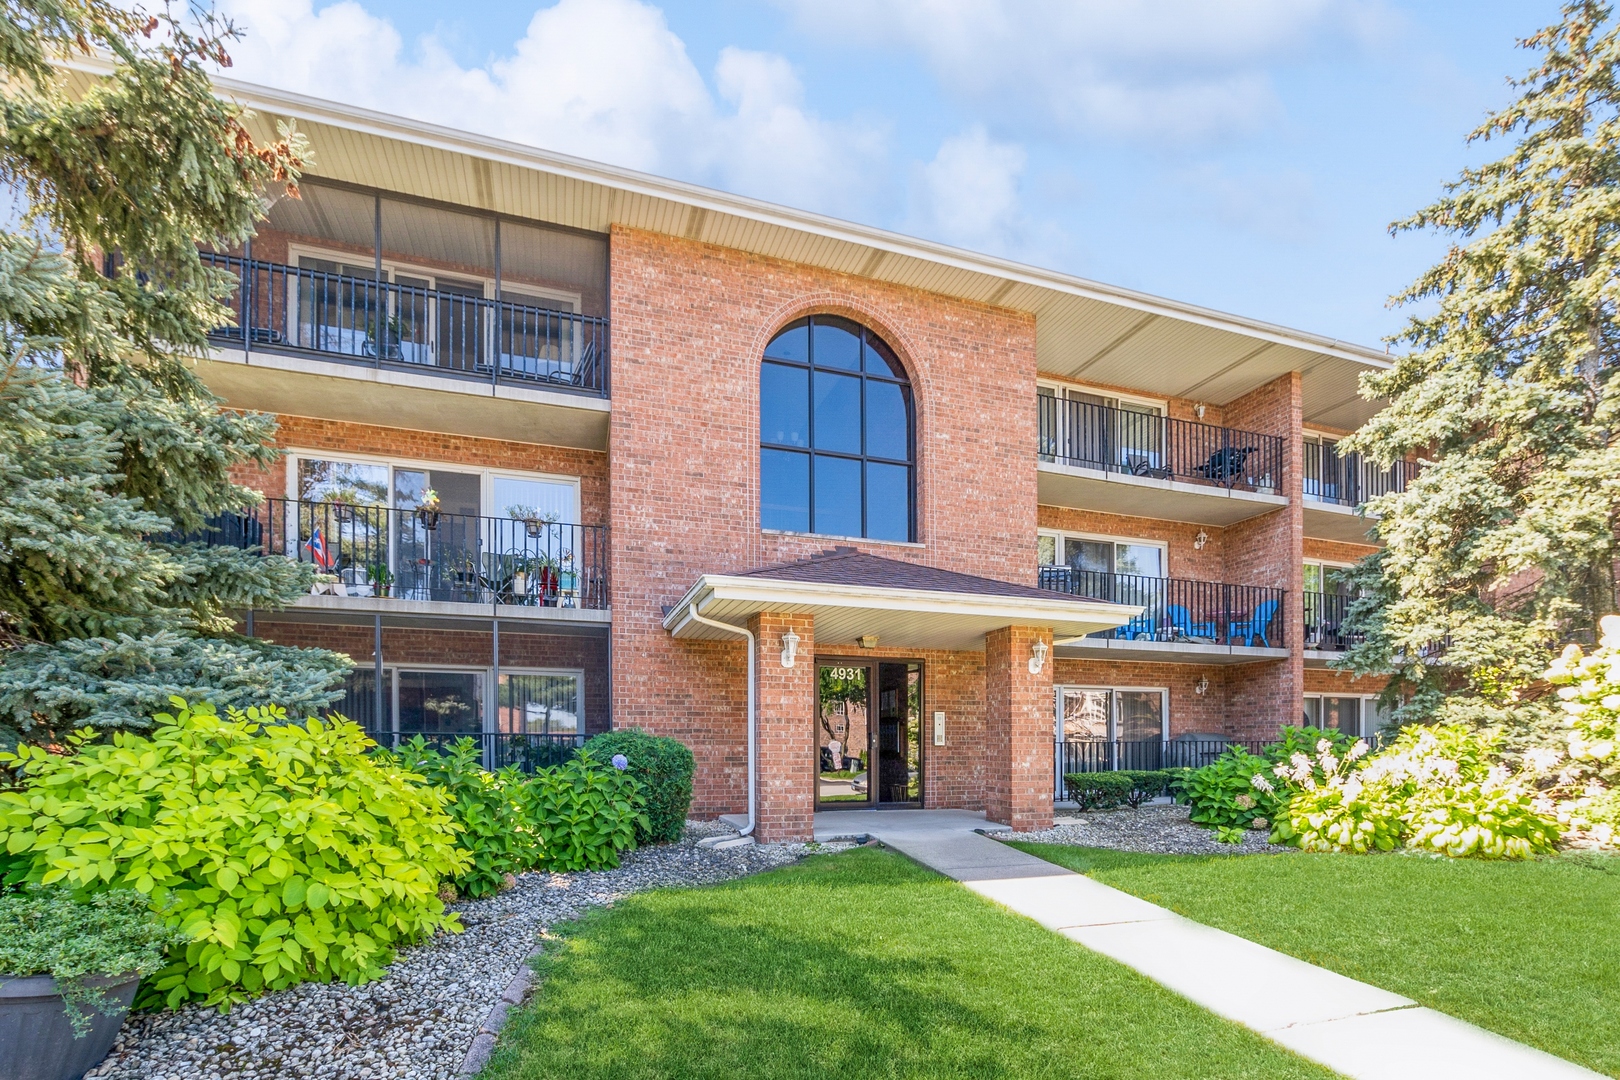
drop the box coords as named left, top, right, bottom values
left=1282, top=724, right=1559, bottom=858
left=1543, top=613, right=1620, bottom=841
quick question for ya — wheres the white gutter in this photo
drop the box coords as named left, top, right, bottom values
left=684, top=595, right=757, bottom=838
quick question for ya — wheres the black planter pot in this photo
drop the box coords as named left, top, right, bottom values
left=0, top=973, right=138, bottom=1080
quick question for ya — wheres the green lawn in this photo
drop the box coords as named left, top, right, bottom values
left=1010, top=843, right=1620, bottom=1078
left=484, top=847, right=1336, bottom=1080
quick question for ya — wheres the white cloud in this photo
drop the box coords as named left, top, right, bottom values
left=216, top=0, right=885, bottom=214
left=907, top=126, right=1028, bottom=253
left=775, top=0, right=1384, bottom=141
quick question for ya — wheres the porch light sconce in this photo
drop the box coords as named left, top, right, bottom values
left=1193, top=530, right=1209, bottom=550
left=1195, top=675, right=1209, bottom=696
left=1028, top=639, right=1049, bottom=675
left=1193, top=402, right=1207, bottom=419
left=859, top=635, right=880, bottom=650
left=780, top=629, right=800, bottom=669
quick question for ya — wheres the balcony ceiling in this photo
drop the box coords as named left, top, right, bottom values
left=65, top=65, right=1390, bottom=433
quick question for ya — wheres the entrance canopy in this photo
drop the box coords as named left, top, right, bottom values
left=663, top=549, right=1137, bottom=651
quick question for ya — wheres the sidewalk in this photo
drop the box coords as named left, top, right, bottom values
left=812, top=810, right=1602, bottom=1080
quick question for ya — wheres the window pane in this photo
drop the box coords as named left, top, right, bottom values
left=394, top=468, right=428, bottom=508
left=1325, top=566, right=1356, bottom=595
left=813, top=454, right=862, bottom=537
left=761, top=449, right=810, bottom=532
left=1302, top=696, right=1323, bottom=726
left=865, top=463, right=910, bottom=541
left=493, top=477, right=576, bottom=522
left=328, top=667, right=393, bottom=732
left=1115, top=543, right=1163, bottom=577
left=865, top=380, right=910, bottom=460
left=1061, top=688, right=1110, bottom=739
left=1038, top=535, right=1057, bottom=565
left=1115, top=691, right=1164, bottom=741
left=498, top=673, right=580, bottom=735
left=864, top=333, right=906, bottom=377
left=812, top=370, right=862, bottom=453
left=761, top=362, right=809, bottom=447
left=1323, top=696, right=1360, bottom=735
left=765, top=319, right=809, bottom=362
left=397, top=671, right=482, bottom=736
left=1065, top=539, right=1111, bottom=573
left=298, top=459, right=389, bottom=505
left=1303, top=564, right=1323, bottom=593
left=811, top=317, right=862, bottom=370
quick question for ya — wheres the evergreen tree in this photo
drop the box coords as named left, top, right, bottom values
left=0, top=1, right=349, bottom=744
left=1340, top=1, right=1620, bottom=744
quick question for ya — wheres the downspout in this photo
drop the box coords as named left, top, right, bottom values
left=685, top=596, right=756, bottom=837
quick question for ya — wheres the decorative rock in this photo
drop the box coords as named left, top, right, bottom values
left=88, top=825, right=849, bottom=1080
left=1003, top=804, right=1292, bottom=856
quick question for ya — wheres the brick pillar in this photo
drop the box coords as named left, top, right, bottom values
left=984, top=625, right=1054, bottom=831
left=749, top=613, right=816, bottom=842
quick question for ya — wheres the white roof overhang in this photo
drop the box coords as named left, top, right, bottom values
left=61, top=61, right=1392, bottom=431
left=662, top=575, right=1138, bottom=652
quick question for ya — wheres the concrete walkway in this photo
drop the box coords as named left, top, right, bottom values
left=813, top=809, right=1601, bottom=1080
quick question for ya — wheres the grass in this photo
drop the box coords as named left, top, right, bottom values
left=1009, top=842, right=1620, bottom=1078
left=484, top=846, right=1336, bottom=1080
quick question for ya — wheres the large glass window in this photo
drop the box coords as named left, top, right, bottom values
left=760, top=316, right=914, bottom=541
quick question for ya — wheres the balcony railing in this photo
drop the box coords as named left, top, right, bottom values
left=1039, top=567, right=1285, bottom=648
left=1304, top=590, right=1358, bottom=651
left=202, top=253, right=609, bottom=396
left=1059, top=738, right=1269, bottom=779
left=1038, top=396, right=1282, bottom=494
left=1304, top=443, right=1414, bottom=507
left=190, top=497, right=608, bottom=610
left=367, top=730, right=585, bottom=772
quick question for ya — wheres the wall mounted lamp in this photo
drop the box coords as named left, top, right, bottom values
left=859, top=635, right=880, bottom=649
left=780, top=629, right=800, bottom=668
left=1195, top=675, right=1209, bottom=696
left=1193, top=530, right=1209, bottom=550
left=1028, top=639, right=1049, bottom=675
left=1193, top=403, right=1207, bottom=419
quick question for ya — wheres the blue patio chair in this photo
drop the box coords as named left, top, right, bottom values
left=1122, top=613, right=1157, bottom=640
left=1166, top=604, right=1217, bottom=640
left=1228, top=599, right=1280, bottom=647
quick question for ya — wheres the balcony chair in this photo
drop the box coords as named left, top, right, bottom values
left=1125, top=454, right=1172, bottom=480
left=1121, top=613, right=1158, bottom=640
left=1165, top=604, right=1218, bottom=641
left=1227, top=599, right=1280, bottom=647
left=1196, top=446, right=1259, bottom=483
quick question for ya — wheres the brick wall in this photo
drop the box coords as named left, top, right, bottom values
left=983, top=626, right=1054, bottom=831
left=751, top=613, right=816, bottom=841
left=1304, top=538, right=1379, bottom=565
left=247, top=619, right=611, bottom=734
left=609, top=226, right=1039, bottom=815
left=1304, top=667, right=1389, bottom=696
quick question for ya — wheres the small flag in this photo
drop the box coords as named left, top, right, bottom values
left=304, top=527, right=338, bottom=570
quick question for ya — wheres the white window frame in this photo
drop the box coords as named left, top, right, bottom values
left=284, top=449, right=581, bottom=522
left=286, top=241, right=583, bottom=312
left=1303, top=557, right=1356, bottom=593
left=1038, top=378, right=1167, bottom=414
left=1302, top=693, right=1383, bottom=740
left=1038, top=527, right=1168, bottom=577
left=1053, top=685, right=1169, bottom=741
left=493, top=666, right=587, bottom=737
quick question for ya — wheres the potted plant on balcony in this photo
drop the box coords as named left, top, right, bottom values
left=310, top=572, right=345, bottom=596
left=506, top=505, right=558, bottom=539
left=368, top=562, right=394, bottom=598
left=0, top=887, right=176, bottom=1080
left=416, top=489, right=441, bottom=531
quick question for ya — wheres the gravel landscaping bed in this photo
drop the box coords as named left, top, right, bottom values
left=1006, top=804, right=1292, bottom=856
left=88, top=825, right=845, bottom=1080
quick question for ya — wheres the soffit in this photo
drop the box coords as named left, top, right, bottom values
left=60, top=64, right=1392, bottom=429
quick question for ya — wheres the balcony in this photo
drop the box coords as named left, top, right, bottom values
left=1036, top=397, right=1287, bottom=526
left=1303, top=442, right=1415, bottom=543
left=1039, top=567, right=1288, bottom=662
left=194, top=497, right=609, bottom=626
left=1304, top=590, right=1359, bottom=662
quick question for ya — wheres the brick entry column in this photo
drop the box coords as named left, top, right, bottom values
left=984, top=625, right=1054, bottom=831
left=749, top=613, right=816, bottom=842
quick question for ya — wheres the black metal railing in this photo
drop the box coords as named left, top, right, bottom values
left=1058, top=738, right=1269, bottom=778
left=1038, top=396, right=1282, bottom=493
left=1039, top=567, right=1285, bottom=648
left=1303, top=442, right=1414, bottom=507
left=189, top=497, right=608, bottom=609
left=1304, top=590, right=1357, bottom=651
left=367, top=730, right=585, bottom=772
left=202, top=253, right=609, bottom=396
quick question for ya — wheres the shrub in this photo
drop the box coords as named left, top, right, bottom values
left=582, top=729, right=693, bottom=843
left=1064, top=773, right=1135, bottom=810
left=0, top=886, right=178, bottom=1034
left=0, top=701, right=468, bottom=1009
left=1182, top=747, right=1283, bottom=836
left=528, top=752, right=646, bottom=871
left=1545, top=614, right=1620, bottom=841
left=1283, top=724, right=1560, bottom=859
left=383, top=737, right=536, bottom=898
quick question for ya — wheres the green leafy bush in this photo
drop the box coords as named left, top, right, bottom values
left=1064, top=770, right=1177, bottom=810
left=1282, top=724, right=1560, bottom=859
left=582, top=729, right=693, bottom=843
left=1544, top=615, right=1620, bottom=840
left=383, top=737, right=536, bottom=898
left=1182, top=747, right=1283, bottom=836
left=528, top=752, right=647, bottom=871
left=0, top=886, right=178, bottom=1033
left=0, top=701, right=468, bottom=1009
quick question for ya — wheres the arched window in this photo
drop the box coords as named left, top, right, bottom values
left=760, top=315, right=914, bottom=542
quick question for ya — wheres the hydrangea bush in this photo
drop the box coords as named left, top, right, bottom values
left=1543, top=613, right=1620, bottom=841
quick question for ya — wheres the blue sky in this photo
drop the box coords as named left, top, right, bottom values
left=218, top=0, right=1564, bottom=348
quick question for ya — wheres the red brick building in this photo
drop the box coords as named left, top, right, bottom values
left=201, top=81, right=1397, bottom=841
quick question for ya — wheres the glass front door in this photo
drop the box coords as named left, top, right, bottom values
left=817, top=661, right=923, bottom=808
